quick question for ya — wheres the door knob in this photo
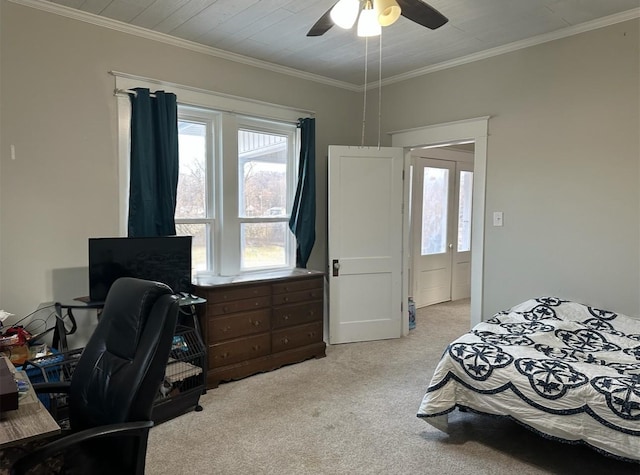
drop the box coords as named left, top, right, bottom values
left=332, top=259, right=340, bottom=277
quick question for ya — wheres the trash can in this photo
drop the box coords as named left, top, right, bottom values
left=408, top=297, right=416, bottom=330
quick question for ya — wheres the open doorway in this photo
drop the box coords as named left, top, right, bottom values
left=409, top=144, right=475, bottom=310
left=391, top=117, right=489, bottom=331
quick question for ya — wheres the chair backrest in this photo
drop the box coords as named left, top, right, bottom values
left=69, top=277, right=179, bottom=431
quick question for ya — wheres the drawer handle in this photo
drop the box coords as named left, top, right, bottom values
left=252, top=320, right=261, bottom=326
left=252, top=345, right=261, bottom=351
left=308, top=332, right=316, bottom=338
left=220, top=352, right=230, bottom=359
left=308, top=311, right=314, bottom=316
left=254, top=302, right=260, bottom=306
left=223, top=306, right=230, bottom=312
left=283, top=297, right=289, bottom=302
left=282, top=337, right=289, bottom=344
left=283, top=315, right=289, bottom=320
left=222, top=325, right=232, bottom=333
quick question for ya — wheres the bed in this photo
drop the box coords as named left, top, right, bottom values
left=417, top=297, right=640, bottom=462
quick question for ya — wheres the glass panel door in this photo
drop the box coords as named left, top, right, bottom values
left=421, top=167, right=450, bottom=255
left=457, top=170, right=473, bottom=253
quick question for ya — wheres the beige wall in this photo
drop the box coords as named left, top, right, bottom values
left=1, top=1, right=638, bottom=325
left=378, top=20, right=640, bottom=317
left=0, top=1, right=361, bottom=319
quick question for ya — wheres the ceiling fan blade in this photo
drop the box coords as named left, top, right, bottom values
left=307, top=4, right=337, bottom=37
left=397, top=0, right=448, bottom=30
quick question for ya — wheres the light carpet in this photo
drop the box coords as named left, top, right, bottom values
left=145, top=299, right=639, bottom=474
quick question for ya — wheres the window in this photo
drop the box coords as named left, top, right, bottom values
left=175, top=116, right=211, bottom=273
left=238, top=127, right=292, bottom=270
left=174, top=107, right=298, bottom=277
left=115, top=75, right=309, bottom=279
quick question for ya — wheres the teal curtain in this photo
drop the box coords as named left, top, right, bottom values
left=128, top=88, right=179, bottom=237
left=289, top=118, right=316, bottom=268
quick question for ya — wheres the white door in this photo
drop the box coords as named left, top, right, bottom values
left=412, top=158, right=455, bottom=307
left=412, top=158, right=474, bottom=307
left=328, top=146, right=404, bottom=344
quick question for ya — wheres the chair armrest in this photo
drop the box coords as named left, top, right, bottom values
left=10, top=420, right=154, bottom=475
left=31, top=381, right=71, bottom=394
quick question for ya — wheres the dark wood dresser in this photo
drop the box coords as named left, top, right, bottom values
left=193, top=269, right=326, bottom=389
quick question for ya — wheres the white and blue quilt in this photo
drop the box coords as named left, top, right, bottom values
left=417, top=297, right=640, bottom=461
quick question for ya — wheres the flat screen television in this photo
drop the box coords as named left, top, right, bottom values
left=88, top=236, right=192, bottom=302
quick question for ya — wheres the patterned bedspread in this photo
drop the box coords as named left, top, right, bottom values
left=417, top=297, right=640, bottom=461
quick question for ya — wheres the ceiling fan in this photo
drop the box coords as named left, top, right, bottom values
left=307, top=0, right=448, bottom=37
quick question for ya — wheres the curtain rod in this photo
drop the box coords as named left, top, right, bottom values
left=114, top=88, right=156, bottom=98
left=113, top=88, right=309, bottom=124
left=110, top=71, right=315, bottom=118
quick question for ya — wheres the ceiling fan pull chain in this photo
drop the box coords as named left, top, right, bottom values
left=361, top=35, right=369, bottom=147
left=378, top=31, right=383, bottom=150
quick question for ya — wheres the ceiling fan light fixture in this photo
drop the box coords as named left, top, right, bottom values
left=374, top=0, right=401, bottom=26
left=357, top=1, right=381, bottom=37
left=330, top=0, right=360, bottom=29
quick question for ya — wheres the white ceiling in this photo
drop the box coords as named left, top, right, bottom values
left=33, top=0, right=640, bottom=86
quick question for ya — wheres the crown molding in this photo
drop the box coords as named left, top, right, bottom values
left=379, top=7, right=640, bottom=87
left=9, top=0, right=640, bottom=92
left=8, top=0, right=361, bottom=92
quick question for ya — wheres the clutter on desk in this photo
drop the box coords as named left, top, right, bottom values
left=0, top=303, right=59, bottom=365
left=0, top=327, right=32, bottom=366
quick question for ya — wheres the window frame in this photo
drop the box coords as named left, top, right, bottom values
left=115, top=74, right=310, bottom=279
left=175, top=107, right=218, bottom=274
left=235, top=116, right=298, bottom=272
left=177, top=109, right=298, bottom=277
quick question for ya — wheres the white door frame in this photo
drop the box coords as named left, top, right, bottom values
left=391, top=116, right=489, bottom=331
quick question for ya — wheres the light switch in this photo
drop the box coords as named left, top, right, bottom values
left=493, top=211, right=503, bottom=227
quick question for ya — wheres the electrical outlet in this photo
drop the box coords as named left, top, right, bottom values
left=493, top=211, right=503, bottom=227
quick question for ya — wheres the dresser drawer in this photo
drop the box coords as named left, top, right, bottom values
left=272, top=301, right=323, bottom=329
left=272, top=277, right=323, bottom=295
left=209, top=333, right=270, bottom=367
left=272, top=287, right=323, bottom=306
left=272, top=321, right=323, bottom=353
left=209, top=309, right=271, bottom=341
left=208, top=284, right=271, bottom=304
left=210, top=295, right=271, bottom=316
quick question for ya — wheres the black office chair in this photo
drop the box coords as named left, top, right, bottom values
left=10, top=277, right=179, bottom=475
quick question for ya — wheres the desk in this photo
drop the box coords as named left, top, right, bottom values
left=0, top=357, right=60, bottom=448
